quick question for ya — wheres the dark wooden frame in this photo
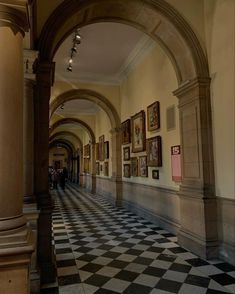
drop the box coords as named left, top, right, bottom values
left=147, top=136, right=162, bottom=167
left=147, top=101, right=160, bottom=131
left=131, top=157, right=138, bottom=177
left=131, top=110, right=146, bottom=153
left=123, top=146, right=130, bottom=161
left=139, top=156, right=148, bottom=177
left=152, top=170, right=159, bottom=179
left=104, top=141, right=109, bottom=159
left=104, top=161, right=109, bottom=176
left=123, top=164, right=131, bottom=178
left=121, top=119, right=131, bottom=144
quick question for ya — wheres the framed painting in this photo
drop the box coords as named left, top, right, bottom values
left=123, top=164, right=131, bottom=178
left=131, top=157, right=138, bottom=177
left=139, top=156, right=148, bottom=177
left=147, top=136, right=162, bottom=167
left=121, top=119, right=131, bottom=145
left=99, top=135, right=105, bottom=161
left=131, top=110, right=146, bottom=153
left=123, top=146, right=130, bottom=161
left=152, top=170, right=159, bottom=179
left=104, top=141, right=109, bottom=159
left=147, top=101, right=160, bottom=131
left=96, top=162, right=100, bottom=175
left=104, top=161, right=109, bottom=176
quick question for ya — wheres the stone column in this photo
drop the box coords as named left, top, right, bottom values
left=110, top=127, right=123, bottom=207
left=0, top=3, right=34, bottom=294
left=35, top=62, right=56, bottom=283
left=23, top=50, right=40, bottom=293
left=173, top=77, right=218, bottom=259
left=91, top=143, right=96, bottom=194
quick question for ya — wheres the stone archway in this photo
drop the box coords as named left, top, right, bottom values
left=50, top=89, right=121, bottom=128
left=49, top=130, right=83, bottom=150
left=50, top=117, right=96, bottom=193
left=36, top=0, right=217, bottom=262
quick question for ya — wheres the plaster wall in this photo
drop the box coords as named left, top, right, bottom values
left=49, top=146, right=68, bottom=168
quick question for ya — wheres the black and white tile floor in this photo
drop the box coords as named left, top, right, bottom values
left=41, top=184, right=235, bottom=294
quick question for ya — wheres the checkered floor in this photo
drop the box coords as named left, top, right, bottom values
left=41, top=183, right=235, bottom=294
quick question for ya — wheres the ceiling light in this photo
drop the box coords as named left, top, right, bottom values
left=66, top=29, right=82, bottom=72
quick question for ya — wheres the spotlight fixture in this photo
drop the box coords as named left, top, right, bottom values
left=66, top=29, right=81, bottom=72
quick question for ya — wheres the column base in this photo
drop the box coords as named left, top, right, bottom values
left=178, top=228, right=219, bottom=260
left=111, top=176, right=123, bottom=207
left=177, top=189, right=219, bottom=260
left=0, top=224, right=35, bottom=294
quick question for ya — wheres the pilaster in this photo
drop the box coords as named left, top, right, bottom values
left=173, top=77, right=218, bottom=259
left=110, top=127, right=123, bottom=207
left=34, top=61, right=56, bottom=284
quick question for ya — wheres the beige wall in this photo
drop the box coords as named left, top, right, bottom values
left=204, top=0, right=235, bottom=200
left=120, top=43, right=180, bottom=189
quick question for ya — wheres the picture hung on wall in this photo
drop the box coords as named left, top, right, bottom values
left=139, top=156, right=148, bottom=177
left=96, top=162, right=100, bottom=175
left=99, top=135, right=105, bottom=161
left=121, top=119, right=131, bottom=145
left=123, top=146, right=130, bottom=161
left=131, top=157, right=138, bottom=177
left=123, top=164, right=131, bottom=178
left=104, top=162, right=109, bottom=176
left=152, top=170, right=159, bottom=179
left=147, top=136, right=162, bottom=166
left=104, top=141, right=109, bottom=159
left=84, top=144, right=90, bottom=157
left=95, top=143, right=99, bottom=161
left=131, top=110, right=146, bottom=153
left=147, top=101, right=160, bottom=131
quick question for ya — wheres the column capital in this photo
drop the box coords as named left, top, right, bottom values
left=0, top=2, right=29, bottom=35
left=173, top=77, right=211, bottom=106
left=24, top=49, right=38, bottom=81
left=110, top=126, right=122, bottom=135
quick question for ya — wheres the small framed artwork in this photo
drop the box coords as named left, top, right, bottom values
left=147, top=136, right=162, bottom=167
left=104, top=162, right=109, bottom=176
left=99, top=135, right=105, bottom=161
left=121, top=119, right=131, bottom=145
left=147, top=101, right=160, bottom=131
left=96, top=162, right=100, bottom=175
left=152, top=170, right=159, bottom=179
left=131, top=157, right=138, bottom=177
left=123, top=146, right=130, bottom=161
left=123, top=164, right=131, bottom=178
left=104, top=141, right=109, bottom=159
left=131, top=110, right=146, bottom=153
left=139, top=156, right=148, bottom=177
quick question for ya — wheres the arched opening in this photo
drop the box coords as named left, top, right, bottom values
left=36, top=0, right=216, bottom=270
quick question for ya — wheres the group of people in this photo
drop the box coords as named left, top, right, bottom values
left=49, top=167, right=68, bottom=191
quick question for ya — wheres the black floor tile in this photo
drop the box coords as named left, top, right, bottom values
left=156, top=278, right=182, bottom=293
left=107, top=260, right=129, bottom=269
left=124, top=283, right=152, bottom=294
left=168, top=247, right=188, bottom=254
left=169, top=263, right=192, bottom=273
left=185, top=274, right=210, bottom=288
left=210, top=273, right=235, bottom=286
left=58, top=274, right=81, bottom=286
left=133, top=257, right=153, bottom=265
left=56, top=259, right=76, bottom=267
left=214, top=262, right=235, bottom=272
left=84, top=274, right=110, bottom=287
left=186, top=258, right=210, bottom=267
left=157, top=254, right=176, bottom=262
left=143, top=266, right=166, bottom=277
left=114, top=270, right=139, bottom=282
left=41, top=287, right=59, bottom=294
left=80, top=262, right=103, bottom=273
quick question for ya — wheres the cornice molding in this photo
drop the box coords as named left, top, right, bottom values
left=0, top=2, right=29, bottom=35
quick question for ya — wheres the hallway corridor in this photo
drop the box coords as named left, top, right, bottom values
left=41, top=184, right=235, bottom=294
